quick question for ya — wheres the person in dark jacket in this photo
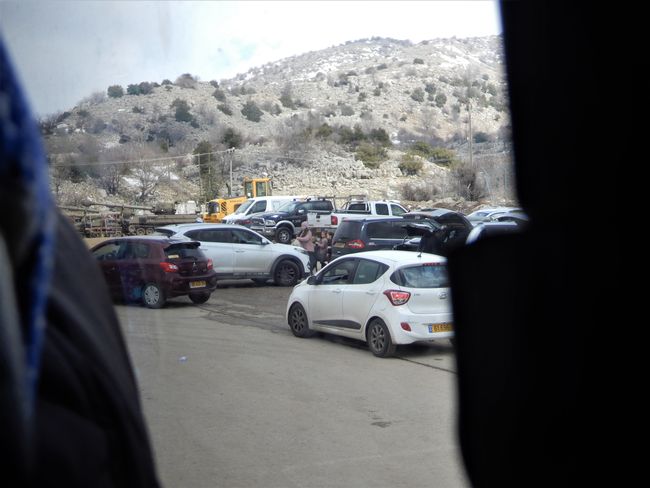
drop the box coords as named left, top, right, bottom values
left=0, top=35, right=160, bottom=487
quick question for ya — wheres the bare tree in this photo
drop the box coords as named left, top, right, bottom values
left=126, top=144, right=163, bottom=202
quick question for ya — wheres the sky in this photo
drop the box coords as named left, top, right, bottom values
left=0, top=1, right=502, bottom=117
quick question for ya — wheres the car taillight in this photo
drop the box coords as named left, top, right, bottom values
left=160, top=262, right=179, bottom=273
left=383, top=290, right=411, bottom=306
left=346, top=239, right=365, bottom=249
left=331, top=215, right=338, bottom=225
left=207, top=258, right=213, bottom=270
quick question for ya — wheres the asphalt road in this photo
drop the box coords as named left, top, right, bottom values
left=117, top=280, right=469, bottom=488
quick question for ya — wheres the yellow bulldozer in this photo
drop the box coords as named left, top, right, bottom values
left=202, top=177, right=272, bottom=223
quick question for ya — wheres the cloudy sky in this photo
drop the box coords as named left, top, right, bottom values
left=0, top=1, right=502, bottom=117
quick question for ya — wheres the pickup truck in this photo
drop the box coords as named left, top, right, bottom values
left=307, top=200, right=409, bottom=229
left=250, top=198, right=335, bottom=244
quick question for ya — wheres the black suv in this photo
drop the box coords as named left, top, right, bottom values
left=331, top=217, right=409, bottom=258
left=250, top=198, right=334, bottom=244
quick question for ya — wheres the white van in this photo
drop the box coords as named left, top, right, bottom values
left=222, top=196, right=301, bottom=224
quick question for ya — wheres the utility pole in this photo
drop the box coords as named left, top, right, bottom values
left=467, top=97, right=474, bottom=169
left=229, top=148, right=234, bottom=197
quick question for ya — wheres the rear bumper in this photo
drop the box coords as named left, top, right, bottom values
left=167, top=272, right=218, bottom=297
left=387, top=312, right=454, bottom=344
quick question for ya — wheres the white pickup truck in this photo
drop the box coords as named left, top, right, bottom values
left=307, top=199, right=408, bottom=230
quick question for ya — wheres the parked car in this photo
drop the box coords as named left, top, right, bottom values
left=250, top=197, right=335, bottom=244
left=491, top=209, right=528, bottom=224
left=465, top=220, right=526, bottom=244
left=398, top=209, right=473, bottom=256
left=90, top=236, right=217, bottom=308
left=331, top=216, right=409, bottom=259
left=465, top=206, right=522, bottom=226
left=286, top=250, right=453, bottom=357
left=155, top=223, right=310, bottom=286
left=221, top=195, right=302, bottom=225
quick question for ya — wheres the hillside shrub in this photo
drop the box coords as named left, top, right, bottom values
left=217, top=104, right=233, bottom=116
left=280, top=84, right=295, bottom=109
left=339, top=104, right=355, bottom=116
left=241, top=101, right=263, bottom=122
left=171, top=98, right=192, bottom=123
left=315, top=123, right=333, bottom=138
left=401, top=182, right=438, bottom=201
left=398, top=154, right=423, bottom=175
left=175, top=73, right=198, bottom=89
left=222, top=127, right=243, bottom=149
left=413, top=57, right=425, bottom=64
left=411, top=88, right=425, bottom=102
left=368, top=128, right=391, bottom=146
left=107, top=85, right=124, bottom=98
left=355, top=142, right=387, bottom=168
left=430, top=147, right=458, bottom=166
left=435, top=93, right=447, bottom=108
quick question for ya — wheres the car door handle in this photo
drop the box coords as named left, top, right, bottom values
left=235, top=250, right=245, bottom=253
left=332, top=289, right=342, bottom=294
left=365, top=290, right=376, bottom=295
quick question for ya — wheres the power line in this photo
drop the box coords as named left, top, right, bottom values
left=49, top=149, right=235, bottom=168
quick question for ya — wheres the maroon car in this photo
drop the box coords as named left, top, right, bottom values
left=90, top=236, right=217, bottom=308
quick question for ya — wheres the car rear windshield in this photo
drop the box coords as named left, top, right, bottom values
left=333, top=221, right=362, bottom=241
left=164, top=243, right=203, bottom=260
left=390, top=263, right=449, bottom=288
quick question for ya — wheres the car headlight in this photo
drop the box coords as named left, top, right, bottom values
left=264, top=219, right=276, bottom=226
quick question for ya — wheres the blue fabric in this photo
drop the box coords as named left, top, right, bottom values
left=0, top=36, right=56, bottom=417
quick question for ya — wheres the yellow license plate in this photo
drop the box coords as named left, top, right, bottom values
left=428, top=323, right=453, bottom=333
left=334, top=242, right=345, bottom=248
left=190, top=281, right=206, bottom=289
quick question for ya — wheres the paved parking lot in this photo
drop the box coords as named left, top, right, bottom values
left=117, top=280, right=468, bottom=488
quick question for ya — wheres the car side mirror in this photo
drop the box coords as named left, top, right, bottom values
left=307, top=276, right=317, bottom=285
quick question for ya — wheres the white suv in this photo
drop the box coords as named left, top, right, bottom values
left=156, top=223, right=310, bottom=286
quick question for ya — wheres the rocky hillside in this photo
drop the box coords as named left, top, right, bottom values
left=43, top=35, right=516, bottom=213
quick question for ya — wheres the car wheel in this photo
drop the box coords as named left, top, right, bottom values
left=142, top=282, right=166, bottom=309
left=366, top=318, right=396, bottom=357
left=274, top=259, right=300, bottom=286
left=288, top=303, right=314, bottom=338
left=189, top=292, right=211, bottom=304
left=276, top=227, right=292, bottom=244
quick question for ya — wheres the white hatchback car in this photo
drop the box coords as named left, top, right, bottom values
left=286, top=250, right=453, bottom=357
left=156, top=223, right=310, bottom=286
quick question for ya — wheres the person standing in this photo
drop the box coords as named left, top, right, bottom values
left=315, top=230, right=330, bottom=270
left=296, top=221, right=316, bottom=274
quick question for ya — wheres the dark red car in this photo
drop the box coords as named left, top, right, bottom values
left=90, top=236, right=217, bottom=308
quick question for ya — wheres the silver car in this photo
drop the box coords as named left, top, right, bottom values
left=156, top=223, right=310, bottom=286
